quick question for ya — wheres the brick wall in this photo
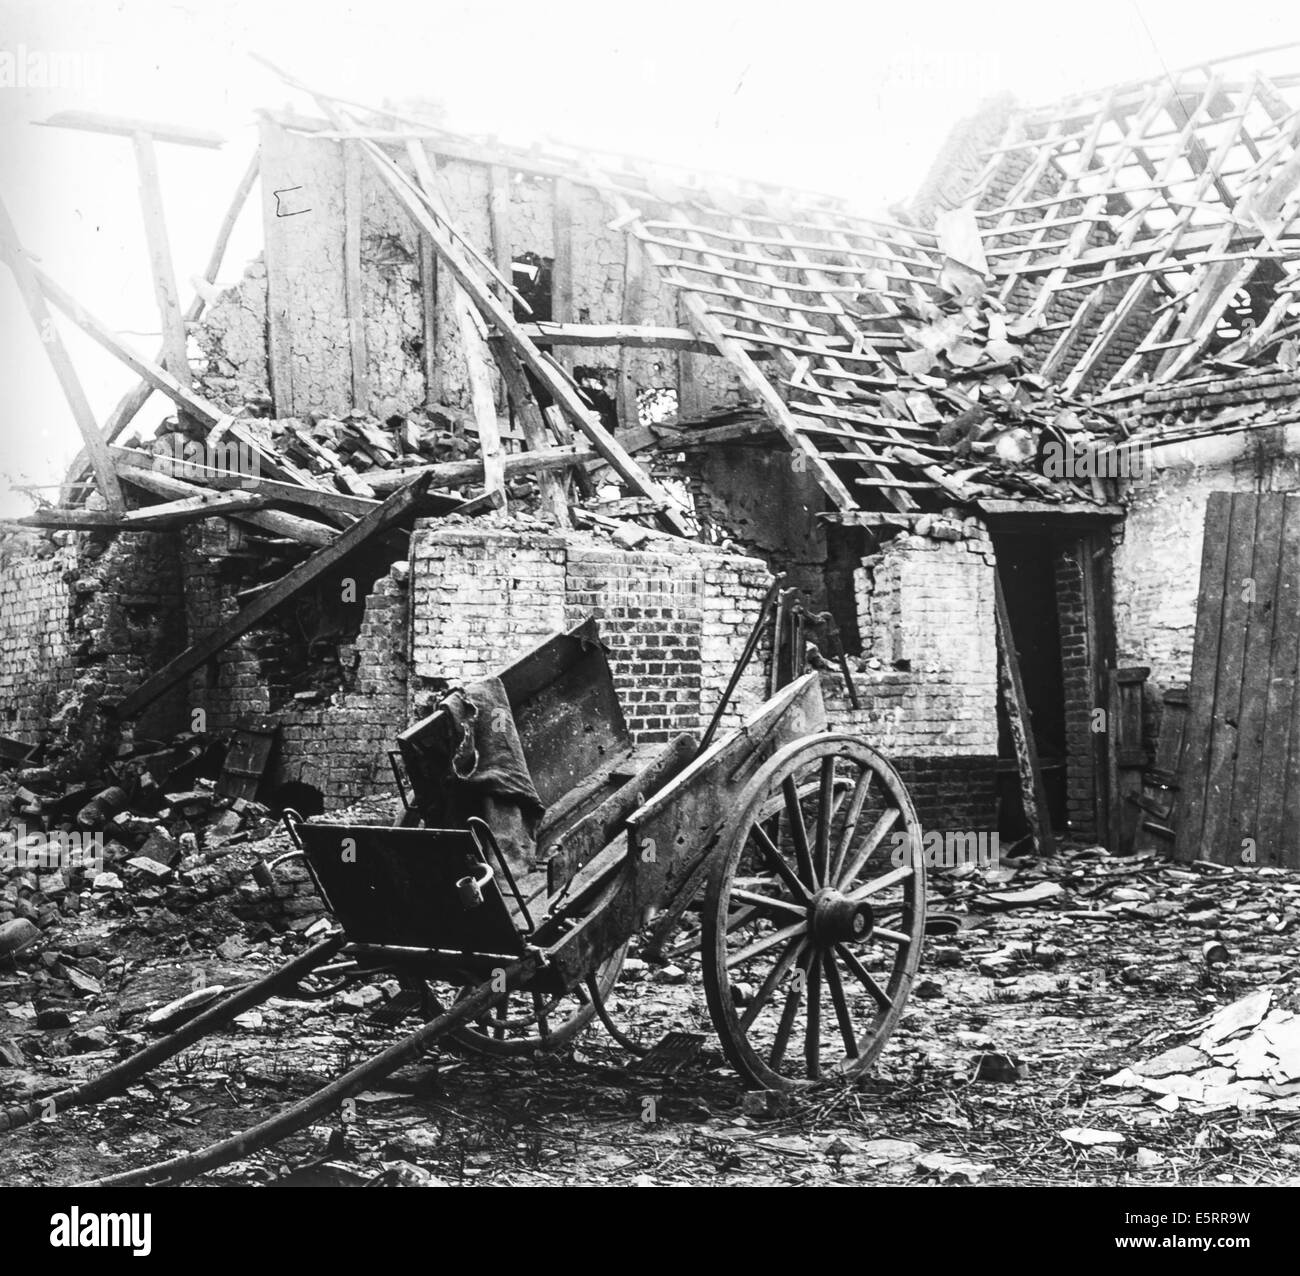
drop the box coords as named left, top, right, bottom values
left=0, top=541, right=77, bottom=743
left=272, top=565, right=410, bottom=805
left=409, top=524, right=771, bottom=745
left=0, top=531, right=186, bottom=772
left=837, top=525, right=999, bottom=757
left=816, top=524, right=1000, bottom=834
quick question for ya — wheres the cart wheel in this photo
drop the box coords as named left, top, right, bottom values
left=425, top=943, right=628, bottom=1057
left=702, top=733, right=925, bottom=1091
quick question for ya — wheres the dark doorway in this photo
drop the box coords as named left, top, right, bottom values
left=993, top=532, right=1068, bottom=838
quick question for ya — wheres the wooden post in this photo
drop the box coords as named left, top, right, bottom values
left=490, top=335, right=570, bottom=526
left=994, top=570, right=1055, bottom=855
left=131, top=130, right=191, bottom=391
left=342, top=139, right=369, bottom=410
left=0, top=196, right=125, bottom=509
left=552, top=177, right=575, bottom=374
left=456, top=294, right=507, bottom=505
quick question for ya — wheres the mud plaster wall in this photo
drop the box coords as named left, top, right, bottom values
left=234, top=119, right=744, bottom=425
left=684, top=445, right=829, bottom=607
left=1113, top=421, right=1300, bottom=695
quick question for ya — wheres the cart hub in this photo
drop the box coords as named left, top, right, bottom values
left=810, top=889, right=873, bottom=946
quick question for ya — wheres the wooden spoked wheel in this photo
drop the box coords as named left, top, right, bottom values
left=424, top=944, right=627, bottom=1057
left=702, top=734, right=926, bottom=1090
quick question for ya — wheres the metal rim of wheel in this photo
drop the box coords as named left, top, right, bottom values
left=425, top=943, right=628, bottom=1057
left=702, top=733, right=926, bottom=1091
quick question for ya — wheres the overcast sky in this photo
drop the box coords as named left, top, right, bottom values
left=0, top=0, right=1294, bottom=514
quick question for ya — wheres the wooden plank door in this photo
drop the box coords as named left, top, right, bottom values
left=1178, top=492, right=1300, bottom=866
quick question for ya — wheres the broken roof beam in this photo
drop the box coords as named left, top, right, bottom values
left=13, top=490, right=267, bottom=532
left=38, top=110, right=225, bottom=149
left=110, top=447, right=381, bottom=520
left=114, top=472, right=456, bottom=719
left=117, top=465, right=336, bottom=547
left=0, top=195, right=125, bottom=510
left=362, top=440, right=602, bottom=496
left=520, top=322, right=724, bottom=353
left=28, top=260, right=328, bottom=497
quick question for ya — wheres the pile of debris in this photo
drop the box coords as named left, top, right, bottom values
left=131, top=404, right=482, bottom=502
left=1102, top=988, right=1300, bottom=1114
left=0, top=732, right=289, bottom=967
left=843, top=265, right=1133, bottom=504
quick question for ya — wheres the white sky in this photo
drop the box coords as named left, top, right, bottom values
left=0, top=0, right=1295, bottom=514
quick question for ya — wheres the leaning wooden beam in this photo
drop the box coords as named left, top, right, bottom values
left=29, top=261, right=322, bottom=495
left=64, top=147, right=261, bottom=494
left=402, top=139, right=506, bottom=508
left=994, top=571, right=1055, bottom=857
left=349, top=120, right=693, bottom=535
left=15, top=490, right=266, bottom=532
left=115, top=472, right=448, bottom=719
left=0, top=196, right=125, bottom=510
left=111, top=446, right=380, bottom=520
left=456, top=293, right=507, bottom=504
left=118, top=466, right=335, bottom=547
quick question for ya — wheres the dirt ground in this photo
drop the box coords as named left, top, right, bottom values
left=3, top=840, right=1300, bottom=1187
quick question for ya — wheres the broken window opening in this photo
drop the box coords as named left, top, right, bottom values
left=512, top=252, right=553, bottom=322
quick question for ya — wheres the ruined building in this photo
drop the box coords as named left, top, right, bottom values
left=3, top=51, right=1299, bottom=867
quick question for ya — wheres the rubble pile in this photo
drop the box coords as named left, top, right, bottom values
left=843, top=274, right=1133, bottom=503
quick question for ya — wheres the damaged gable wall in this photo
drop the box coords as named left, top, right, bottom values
left=204, top=116, right=747, bottom=427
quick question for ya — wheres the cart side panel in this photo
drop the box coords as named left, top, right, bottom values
left=624, top=674, right=826, bottom=920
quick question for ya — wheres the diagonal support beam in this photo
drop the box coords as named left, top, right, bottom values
left=0, top=196, right=125, bottom=509
left=114, top=472, right=459, bottom=719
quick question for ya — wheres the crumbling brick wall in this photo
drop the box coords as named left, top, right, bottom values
left=821, top=522, right=1000, bottom=832
left=0, top=540, right=78, bottom=743
left=409, top=524, right=770, bottom=745
left=0, top=531, right=186, bottom=770
left=180, top=520, right=411, bottom=808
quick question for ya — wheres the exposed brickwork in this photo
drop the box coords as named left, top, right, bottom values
left=0, top=542, right=77, bottom=743
left=844, top=526, right=999, bottom=758
left=410, top=527, right=569, bottom=692
left=410, top=524, right=771, bottom=745
left=0, top=531, right=186, bottom=772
